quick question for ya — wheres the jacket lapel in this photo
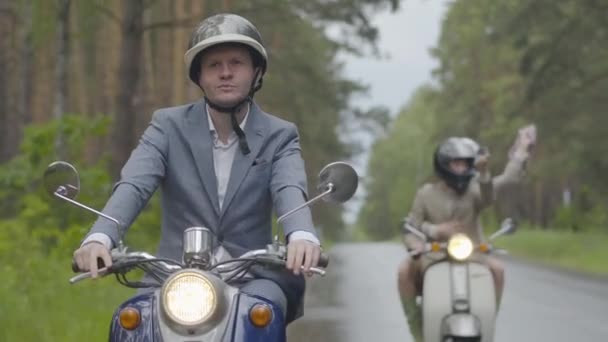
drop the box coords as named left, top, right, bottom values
left=220, top=103, right=266, bottom=219
left=183, top=99, right=221, bottom=215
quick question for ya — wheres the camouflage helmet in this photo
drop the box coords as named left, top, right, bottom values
left=184, top=13, right=268, bottom=86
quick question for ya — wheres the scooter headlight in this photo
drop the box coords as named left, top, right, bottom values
left=161, top=271, right=217, bottom=326
left=447, top=233, right=473, bottom=261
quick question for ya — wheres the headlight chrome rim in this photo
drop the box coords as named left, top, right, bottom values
left=161, top=271, right=218, bottom=326
left=447, top=233, right=474, bottom=261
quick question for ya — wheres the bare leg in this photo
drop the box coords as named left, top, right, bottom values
left=398, top=257, right=419, bottom=298
left=398, top=257, right=422, bottom=342
left=486, top=256, right=505, bottom=309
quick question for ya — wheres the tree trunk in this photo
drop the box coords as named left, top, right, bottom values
left=19, top=0, right=33, bottom=126
left=0, top=1, right=20, bottom=162
left=534, top=181, right=544, bottom=228
left=71, top=1, right=88, bottom=116
left=54, top=0, right=71, bottom=159
left=110, top=0, right=144, bottom=178
left=172, top=0, right=186, bottom=105
left=0, top=3, right=13, bottom=162
left=186, top=0, right=205, bottom=101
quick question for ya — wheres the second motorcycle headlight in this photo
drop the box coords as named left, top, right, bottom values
left=447, top=233, right=474, bottom=261
left=161, top=271, right=217, bottom=326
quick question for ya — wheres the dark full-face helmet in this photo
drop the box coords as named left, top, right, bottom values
left=433, top=137, right=480, bottom=195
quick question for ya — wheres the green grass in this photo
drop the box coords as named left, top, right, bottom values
left=493, top=229, right=608, bottom=276
left=0, top=258, right=136, bottom=341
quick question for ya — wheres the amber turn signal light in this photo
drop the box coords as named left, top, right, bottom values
left=119, top=307, right=141, bottom=330
left=479, top=243, right=490, bottom=253
left=249, top=304, right=273, bottom=328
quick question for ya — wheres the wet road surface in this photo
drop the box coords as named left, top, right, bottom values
left=287, top=242, right=608, bottom=341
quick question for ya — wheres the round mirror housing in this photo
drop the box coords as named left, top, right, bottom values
left=317, top=162, right=358, bottom=204
left=500, top=217, right=517, bottom=235
left=43, top=161, right=80, bottom=200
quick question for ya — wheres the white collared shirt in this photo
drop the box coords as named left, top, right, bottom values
left=206, top=104, right=318, bottom=245
left=207, top=104, right=248, bottom=211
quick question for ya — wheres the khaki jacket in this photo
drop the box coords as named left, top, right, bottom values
left=405, top=152, right=528, bottom=248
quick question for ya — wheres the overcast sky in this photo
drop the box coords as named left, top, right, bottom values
left=340, top=0, right=451, bottom=224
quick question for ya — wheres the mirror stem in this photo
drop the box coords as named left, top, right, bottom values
left=54, top=191, right=125, bottom=250
left=276, top=183, right=334, bottom=226
left=488, top=227, right=507, bottom=241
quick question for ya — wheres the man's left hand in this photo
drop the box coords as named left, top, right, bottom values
left=286, top=239, right=321, bottom=276
left=475, top=152, right=490, bottom=173
left=518, top=130, right=535, bottom=152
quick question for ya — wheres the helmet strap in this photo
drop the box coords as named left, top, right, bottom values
left=230, top=105, right=251, bottom=155
left=205, top=97, right=251, bottom=155
left=201, top=69, right=263, bottom=156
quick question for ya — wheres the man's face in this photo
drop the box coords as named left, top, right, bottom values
left=198, top=44, right=258, bottom=108
left=449, top=159, right=470, bottom=175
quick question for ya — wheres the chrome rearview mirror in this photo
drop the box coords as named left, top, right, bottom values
left=317, top=162, right=359, bottom=204
left=489, top=217, right=517, bottom=241
left=43, top=161, right=126, bottom=251
left=43, top=161, right=80, bottom=200
left=277, top=161, right=359, bottom=225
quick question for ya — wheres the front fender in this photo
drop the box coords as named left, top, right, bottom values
left=108, top=291, right=286, bottom=342
left=109, top=292, right=161, bottom=342
left=441, top=313, right=481, bottom=338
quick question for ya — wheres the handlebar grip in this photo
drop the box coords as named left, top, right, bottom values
left=317, top=252, right=329, bottom=268
left=407, top=249, right=421, bottom=260
left=72, top=258, right=107, bottom=273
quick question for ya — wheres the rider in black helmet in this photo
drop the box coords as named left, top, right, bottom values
left=397, top=134, right=533, bottom=342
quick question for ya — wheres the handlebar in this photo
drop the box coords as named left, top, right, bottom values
left=70, top=247, right=329, bottom=284
left=225, top=248, right=328, bottom=276
left=407, top=242, right=501, bottom=258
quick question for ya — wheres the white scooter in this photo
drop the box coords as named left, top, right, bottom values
left=403, top=218, right=516, bottom=342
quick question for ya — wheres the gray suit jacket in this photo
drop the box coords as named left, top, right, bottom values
left=88, top=98, right=316, bottom=322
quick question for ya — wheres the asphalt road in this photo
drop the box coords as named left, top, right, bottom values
left=287, top=242, right=608, bottom=341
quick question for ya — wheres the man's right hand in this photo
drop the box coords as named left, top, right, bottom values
left=72, top=242, right=112, bottom=278
left=434, top=221, right=464, bottom=240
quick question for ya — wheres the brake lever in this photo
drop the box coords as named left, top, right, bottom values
left=303, top=266, right=326, bottom=277
left=68, top=257, right=132, bottom=284
left=264, top=254, right=327, bottom=276
left=408, top=251, right=422, bottom=260
left=69, top=266, right=111, bottom=284
left=492, top=248, right=509, bottom=255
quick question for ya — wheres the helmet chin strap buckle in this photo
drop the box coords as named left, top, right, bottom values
left=205, top=96, right=251, bottom=155
left=203, top=69, right=261, bottom=156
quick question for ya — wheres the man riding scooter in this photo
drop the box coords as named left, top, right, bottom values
left=397, top=129, right=535, bottom=341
